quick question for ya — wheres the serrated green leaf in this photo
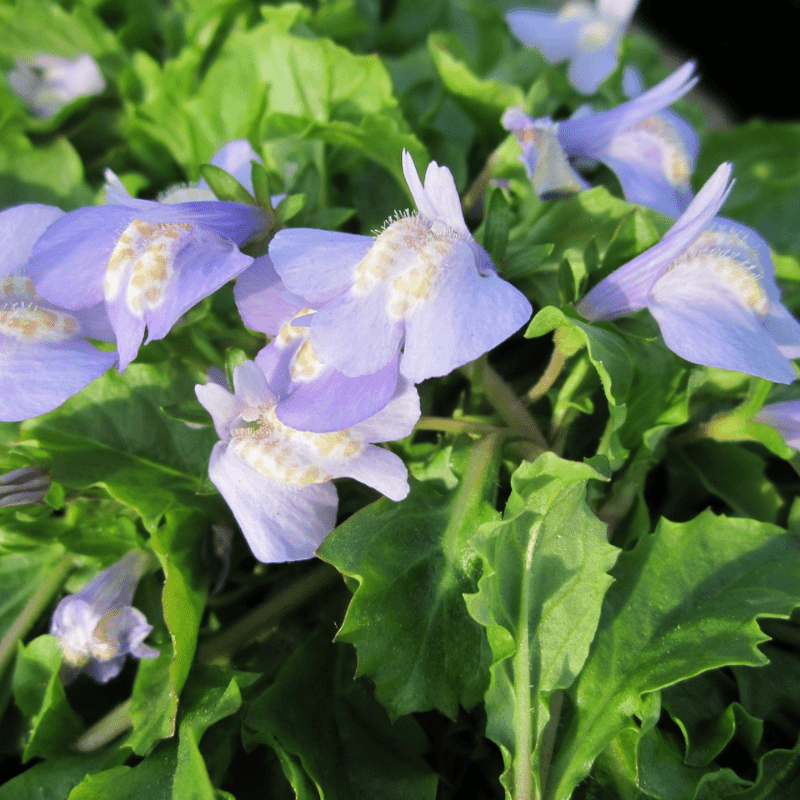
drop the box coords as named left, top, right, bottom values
left=244, top=629, right=437, bottom=800
left=318, top=437, right=503, bottom=718
left=544, top=512, right=800, bottom=800
left=465, top=453, right=617, bottom=800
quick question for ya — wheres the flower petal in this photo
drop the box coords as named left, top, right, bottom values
left=0, top=204, right=64, bottom=277
left=648, top=262, right=796, bottom=383
left=209, top=444, right=338, bottom=563
left=270, top=228, right=373, bottom=305
left=234, top=255, right=306, bottom=335
left=400, top=240, right=532, bottom=382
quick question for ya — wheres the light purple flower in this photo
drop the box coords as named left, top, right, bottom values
left=50, top=551, right=157, bottom=684
left=503, top=62, right=699, bottom=217
left=9, top=53, right=105, bottom=119
left=576, top=163, right=800, bottom=383
left=196, top=360, right=420, bottom=563
left=235, top=257, right=401, bottom=432
left=268, top=151, right=532, bottom=384
left=507, top=0, right=639, bottom=94
left=0, top=204, right=117, bottom=422
left=754, top=401, right=800, bottom=449
left=26, top=169, right=268, bottom=370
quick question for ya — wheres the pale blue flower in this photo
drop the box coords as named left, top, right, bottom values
left=26, top=157, right=268, bottom=369
left=0, top=204, right=117, bottom=422
left=9, top=53, right=105, bottom=119
left=754, top=401, right=800, bottom=449
left=503, top=62, right=699, bottom=217
left=235, top=256, right=401, bottom=432
left=269, top=151, right=532, bottom=384
left=196, top=360, right=420, bottom=563
left=507, top=0, right=639, bottom=94
left=577, top=163, right=800, bottom=383
left=50, top=551, right=157, bottom=684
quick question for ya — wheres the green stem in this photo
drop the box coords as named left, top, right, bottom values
left=526, top=347, right=569, bottom=404
left=465, top=359, right=549, bottom=454
left=72, top=700, right=132, bottom=753
left=0, top=551, right=73, bottom=682
left=461, top=146, right=503, bottom=217
left=198, top=563, right=339, bottom=664
left=415, top=416, right=508, bottom=436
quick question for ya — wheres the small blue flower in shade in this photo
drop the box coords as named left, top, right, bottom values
left=576, top=163, right=800, bottom=383
left=268, top=151, right=532, bottom=385
left=50, top=551, right=158, bottom=684
left=9, top=53, right=105, bottom=119
left=234, top=256, right=401, bottom=432
left=0, top=204, right=117, bottom=422
left=26, top=146, right=270, bottom=370
left=503, top=62, right=699, bottom=218
left=507, top=0, right=639, bottom=94
left=196, top=360, right=420, bottom=563
left=754, top=401, right=800, bottom=449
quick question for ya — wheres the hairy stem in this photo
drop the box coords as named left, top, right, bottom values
left=415, top=416, right=506, bottom=436
left=72, top=700, right=132, bottom=753
left=526, top=347, right=569, bottom=404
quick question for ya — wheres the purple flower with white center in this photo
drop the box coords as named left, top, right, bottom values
left=269, top=151, right=532, bottom=385
left=754, top=401, right=800, bottom=450
left=9, top=53, right=105, bottom=119
left=576, top=163, right=800, bottom=383
left=196, top=360, right=420, bottom=563
left=50, top=551, right=158, bottom=684
left=503, top=62, right=699, bottom=217
left=26, top=171, right=267, bottom=370
left=0, top=204, right=117, bottom=422
left=235, top=256, right=401, bottom=432
left=507, top=0, right=639, bottom=94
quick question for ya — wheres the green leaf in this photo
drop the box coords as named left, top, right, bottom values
left=465, top=454, right=617, bottom=800
left=128, top=508, right=208, bottom=754
left=428, top=31, right=523, bottom=123
left=23, top=364, right=219, bottom=531
left=318, top=438, right=503, bottom=718
left=544, top=512, right=800, bottom=800
left=526, top=306, right=689, bottom=468
left=671, top=441, right=782, bottom=523
left=0, top=134, right=92, bottom=209
left=12, top=635, right=83, bottom=760
left=697, top=122, right=800, bottom=257
left=198, top=164, right=256, bottom=205
left=244, top=629, right=437, bottom=800
left=481, top=185, right=511, bottom=265
left=0, top=747, right=128, bottom=800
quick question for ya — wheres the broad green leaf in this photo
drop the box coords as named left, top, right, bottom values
left=12, top=635, right=83, bottom=760
left=697, top=122, right=800, bottom=258
left=23, top=363, right=219, bottom=530
left=544, top=512, right=800, bottom=800
left=662, top=672, right=762, bottom=767
left=671, top=441, right=782, bottom=523
left=0, top=747, right=128, bottom=800
left=0, top=134, right=92, bottom=209
left=244, top=628, right=437, bottom=800
left=318, top=437, right=503, bottom=718
left=428, top=32, right=523, bottom=123
left=128, top=508, right=208, bottom=754
left=733, top=640, right=800, bottom=724
left=465, top=454, right=617, bottom=800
